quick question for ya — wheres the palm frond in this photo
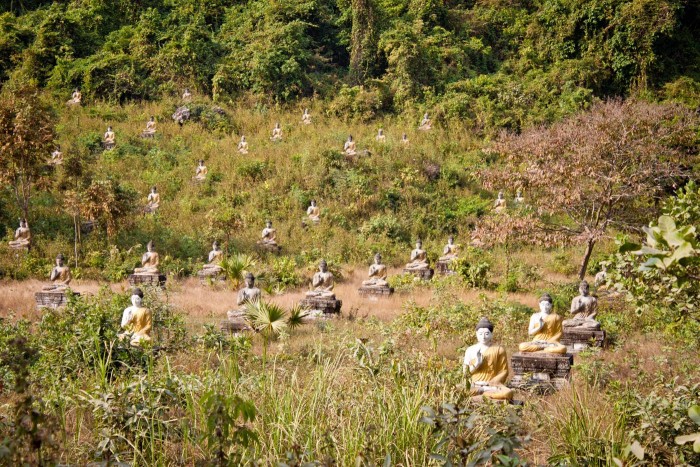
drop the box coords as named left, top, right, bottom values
left=221, top=253, right=257, bottom=287
left=244, top=299, right=287, bottom=340
left=286, top=303, right=309, bottom=330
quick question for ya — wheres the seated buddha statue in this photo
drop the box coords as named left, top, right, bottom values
left=119, top=288, right=152, bottom=346
left=362, top=253, right=389, bottom=287
left=514, top=190, right=524, bottom=204
left=182, top=88, right=192, bottom=101
left=302, top=108, right=312, bottom=125
left=227, top=272, right=262, bottom=321
left=494, top=191, right=506, bottom=212
left=344, top=135, right=357, bottom=156
left=375, top=129, right=386, bottom=143
left=270, top=123, right=283, bottom=141
left=401, top=133, right=409, bottom=145
left=42, top=253, right=72, bottom=291
left=67, top=88, right=82, bottom=106
left=563, top=281, right=601, bottom=330
left=103, top=126, right=115, bottom=149
left=418, top=113, right=432, bottom=131
left=463, top=317, right=514, bottom=401
left=405, top=239, right=430, bottom=271
left=518, top=294, right=567, bottom=354
left=202, top=241, right=224, bottom=275
left=306, top=260, right=335, bottom=299
left=439, top=235, right=459, bottom=262
left=594, top=266, right=608, bottom=289
left=194, top=160, right=208, bottom=181
left=134, top=240, right=160, bottom=275
left=306, top=200, right=320, bottom=224
left=50, top=145, right=63, bottom=165
left=258, top=220, right=278, bottom=247
left=238, top=135, right=249, bottom=154
left=145, top=186, right=160, bottom=214
left=9, top=219, right=31, bottom=249
left=142, top=116, right=156, bottom=137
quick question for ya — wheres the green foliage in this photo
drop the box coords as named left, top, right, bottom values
left=200, top=389, right=257, bottom=465
left=454, top=257, right=491, bottom=289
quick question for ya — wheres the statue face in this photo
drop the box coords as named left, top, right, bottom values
left=132, top=295, right=143, bottom=307
left=374, top=255, right=381, bottom=264
left=319, top=262, right=327, bottom=272
left=416, top=241, right=422, bottom=249
left=147, top=243, right=153, bottom=252
left=245, top=276, right=254, bottom=288
left=539, top=300, right=553, bottom=314
left=266, top=221, right=272, bottom=228
left=56, top=258, right=64, bottom=267
left=448, top=236, right=453, bottom=244
left=476, top=327, right=493, bottom=345
left=580, top=282, right=589, bottom=296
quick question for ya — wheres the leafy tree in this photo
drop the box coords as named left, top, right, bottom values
left=79, top=179, right=138, bottom=243
left=478, top=99, right=698, bottom=279
left=0, top=84, right=55, bottom=221
left=349, top=0, right=379, bottom=84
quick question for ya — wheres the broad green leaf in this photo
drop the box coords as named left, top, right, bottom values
left=619, top=242, right=641, bottom=253
left=689, top=405, right=700, bottom=426
left=658, top=215, right=677, bottom=235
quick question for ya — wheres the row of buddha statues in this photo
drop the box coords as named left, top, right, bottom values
left=67, top=87, right=192, bottom=108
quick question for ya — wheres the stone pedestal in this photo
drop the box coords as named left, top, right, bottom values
left=103, top=141, right=115, bottom=150
left=436, top=260, right=456, bottom=275
left=128, top=274, right=166, bottom=288
left=510, top=352, right=574, bottom=391
left=141, top=132, right=155, bottom=139
left=403, top=268, right=434, bottom=281
left=300, top=297, right=342, bottom=315
left=221, top=310, right=252, bottom=333
left=358, top=285, right=394, bottom=297
left=258, top=243, right=281, bottom=254
left=561, top=328, right=606, bottom=353
left=197, top=269, right=225, bottom=284
left=35, top=291, right=80, bottom=309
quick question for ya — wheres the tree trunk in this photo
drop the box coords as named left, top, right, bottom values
left=578, top=239, right=596, bottom=280
left=349, top=0, right=377, bottom=85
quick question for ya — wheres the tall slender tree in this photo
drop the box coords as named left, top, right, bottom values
left=349, top=0, right=378, bottom=85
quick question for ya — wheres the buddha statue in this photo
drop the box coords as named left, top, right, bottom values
left=594, top=266, right=607, bottom=288
left=134, top=240, right=160, bottom=275
left=142, top=116, right=156, bottom=137
left=50, top=145, right=63, bottom=165
left=258, top=220, right=277, bottom=246
left=270, top=122, right=283, bottom=141
left=401, top=133, right=409, bottom=145
left=405, top=239, right=430, bottom=271
left=238, top=135, right=249, bottom=154
left=67, top=88, right=81, bottom=106
left=194, top=159, right=208, bottom=181
left=42, top=253, right=72, bottom=291
left=494, top=191, right=506, bottom=212
left=302, top=108, right=312, bottom=125
left=518, top=294, right=567, bottom=354
left=9, top=219, right=31, bottom=249
left=418, top=113, right=432, bottom=131
left=463, top=317, right=514, bottom=401
left=514, top=190, right=524, bottom=204
left=103, top=126, right=115, bottom=149
left=375, top=129, right=386, bottom=143
left=306, top=260, right=335, bottom=299
left=202, top=241, right=224, bottom=275
left=344, top=135, right=357, bottom=156
left=439, top=235, right=459, bottom=262
left=563, top=281, right=601, bottom=330
left=362, top=253, right=389, bottom=287
left=227, top=272, right=262, bottom=321
left=306, top=200, right=320, bottom=224
left=145, top=186, right=160, bottom=214
left=119, top=288, right=152, bottom=346
left=182, top=88, right=192, bottom=101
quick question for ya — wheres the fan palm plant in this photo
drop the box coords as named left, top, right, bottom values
left=221, top=253, right=256, bottom=287
left=244, top=299, right=287, bottom=361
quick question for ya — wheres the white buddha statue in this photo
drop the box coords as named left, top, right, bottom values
left=227, top=273, right=261, bottom=322
left=344, top=135, right=357, bottom=156
left=50, top=145, right=63, bottom=165
left=202, top=241, right=224, bottom=275
left=514, top=190, right=524, bottom=204
left=306, top=260, right=335, bottom=299
left=258, top=220, right=278, bottom=247
left=142, top=116, right=156, bottom=137
left=238, top=135, right=249, bottom=154
left=306, top=200, right=320, bottom=224
left=463, top=317, right=514, bottom=401
left=42, top=253, right=72, bottom=291
left=563, top=281, right=601, bottom=330
left=362, top=253, right=389, bottom=287
left=182, top=88, right=192, bottom=101
left=439, top=235, right=459, bottom=262
left=418, top=113, right=432, bottom=131
left=103, top=126, right=115, bottom=149
left=405, top=239, right=430, bottom=271
left=194, top=160, right=208, bottom=181
left=119, top=288, right=152, bottom=346
left=270, top=122, right=283, bottom=141
left=494, top=191, right=506, bottom=212
left=9, top=219, right=31, bottom=249
left=67, top=88, right=82, bottom=106
left=375, top=129, right=386, bottom=142
left=145, top=186, right=160, bottom=214
left=302, top=108, right=312, bottom=125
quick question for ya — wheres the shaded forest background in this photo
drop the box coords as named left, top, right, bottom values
left=1, top=0, right=699, bottom=127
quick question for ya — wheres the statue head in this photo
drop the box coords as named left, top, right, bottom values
left=56, top=144, right=61, bottom=150
left=416, top=239, right=423, bottom=249
left=151, top=185, right=157, bottom=193
left=185, top=88, right=190, bottom=93
left=265, top=219, right=272, bottom=228
left=539, top=293, right=553, bottom=314
left=56, top=253, right=65, bottom=266
left=212, top=240, right=220, bottom=250
left=19, top=219, right=27, bottom=228
left=74, top=88, right=79, bottom=92
left=448, top=235, right=454, bottom=244
left=275, top=122, right=280, bottom=129
left=310, top=199, right=316, bottom=207
left=198, top=159, right=204, bottom=166
left=374, top=252, right=382, bottom=264
left=241, top=135, right=246, bottom=142
left=423, top=112, right=429, bottom=119
left=516, top=189, right=522, bottom=197
left=244, top=272, right=255, bottom=287
left=131, top=287, right=144, bottom=306
left=402, top=133, right=408, bottom=139
left=498, top=191, right=504, bottom=200
left=319, top=259, right=328, bottom=272
left=378, top=129, right=383, bottom=135
left=348, top=135, right=353, bottom=142
left=107, top=126, right=112, bottom=131
left=579, top=280, right=590, bottom=297
left=475, top=317, right=494, bottom=345
left=304, top=108, right=309, bottom=114
left=150, top=116, right=154, bottom=122
left=147, top=240, right=154, bottom=252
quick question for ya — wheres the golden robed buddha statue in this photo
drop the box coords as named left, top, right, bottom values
left=194, top=160, right=208, bottom=181
left=145, top=186, right=160, bottom=214
left=43, top=253, right=72, bottom=291
left=362, top=253, right=389, bottom=287
left=344, top=135, right=357, bottom=156
left=67, top=88, right=82, bottom=106
left=258, top=220, right=278, bottom=246
left=270, top=122, right=283, bottom=141
left=119, top=288, right=152, bottom=346
left=439, top=235, right=459, bottom=262
left=134, top=240, right=160, bottom=275
left=518, top=294, right=567, bottom=354
left=202, top=241, right=224, bottom=274
left=238, top=135, right=249, bottom=154
left=9, top=219, right=31, bottom=249
left=418, top=113, right=432, bottom=131
left=306, top=200, right=320, bottom=224
left=463, top=317, right=514, bottom=401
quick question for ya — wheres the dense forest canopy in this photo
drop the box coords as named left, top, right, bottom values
left=1, top=0, right=698, bottom=128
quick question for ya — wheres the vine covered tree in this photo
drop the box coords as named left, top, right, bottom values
left=478, top=100, right=698, bottom=279
left=0, top=84, right=55, bottom=222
